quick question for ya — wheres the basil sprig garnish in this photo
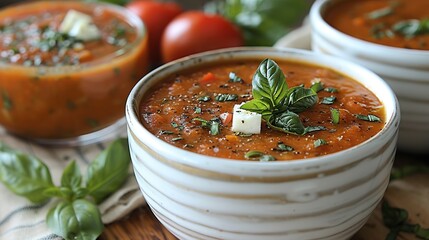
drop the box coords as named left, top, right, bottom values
left=240, top=59, right=320, bottom=135
left=0, top=138, right=131, bottom=240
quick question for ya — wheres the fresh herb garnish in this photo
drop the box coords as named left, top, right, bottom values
left=273, top=142, right=294, bottom=152
left=321, top=96, right=336, bottom=105
left=356, top=114, right=382, bottom=122
left=240, top=59, right=321, bottom=135
left=366, top=6, right=394, bottom=20
left=0, top=138, right=131, bottom=240
left=229, top=72, right=244, bottom=83
left=158, top=130, right=174, bottom=135
left=192, top=117, right=221, bottom=135
left=171, top=122, right=184, bottom=130
left=314, top=138, right=327, bottom=148
left=244, top=151, right=276, bottom=162
left=324, top=87, right=338, bottom=93
left=194, top=106, right=202, bottom=114
left=198, top=95, right=211, bottom=102
left=310, top=81, right=324, bottom=93
left=171, top=137, right=184, bottom=141
left=392, top=19, right=429, bottom=38
left=330, top=108, right=340, bottom=124
left=215, top=93, right=238, bottom=102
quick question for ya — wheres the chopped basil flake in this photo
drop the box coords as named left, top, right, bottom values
left=86, top=118, right=99, bottom=127
left=244, top=151, right=276, bottom=162
left=392, top=19, right=429, bottom=38
left=171, top=137, right=183, bottom=141
left=355, top=114, right=381, bottom=122
left=324, top=87, right=338, bottom=93
left=194, top=107, right=202, bottom=114
left=171, top=122, right=184, bottom=130
left=330, top=108, right=340, bottom=124
left=314, top=139, right=327, bottom=148
left=228, top=72, right=244, bottom=83
left=310, top=81, right=324, bottom=93
left=273, top=142, right=294, bottom=152
left=366, top=6, right=394, bottom=20
left=197, top=95, right=211, bottom=102
left=184, top=144, right=194, bottom=148
left=321, top=96, right=336, bottom=105
left=159, top=130, right=174, bottom=135
left=1, top=91, right=13, bottom=110
left=215, top=93, right=238, bottom=102
left=305, top=125, right=326, bottom=133
left=192, top=117, right=221, bottom=135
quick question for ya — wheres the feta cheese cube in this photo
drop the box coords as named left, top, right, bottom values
left=59, top=10, right=101, bottom=41
left=231, top=104, right=262, bottom=134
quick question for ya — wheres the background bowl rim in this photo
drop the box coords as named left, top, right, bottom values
left=310, top=0, right=429, bottom=56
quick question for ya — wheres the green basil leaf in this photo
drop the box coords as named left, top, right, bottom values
left=252, top=59, right=288, bottom=108
left=285, top=86, right=318, bottom=113
left=393, top=19, right=429, bottom=37
left=324, top=87, right=338, bottom=93
left=304, top=125, right=326, bottom=134
left=240, top=99, right=273, bottom=120
left=47, top=199, right=103, bottom=240
left=355, top=114, right=382, bottom=122
left=268, top=111, right=306, bottom=135
left=321, top=96, right=336, bottom=105
left=244, top=151, right=276, bottom=162
left=0, top=143, right=54, bottom=203
left=310, top=81, right=324, bottom=93
left=382, top=201, right=408, bottom=228
left=215, top=93, right=238, bottom=102
left=229, top=72, right=244, bottom=83
left=86, top=138, right=131, bottom=204
left=61, top=160, right=82, bottom=192
left=273, top=142, right=294, bottom=152
left=330, top=108, right=340, bottom=124
left=314, top=139, right=328, bottom=148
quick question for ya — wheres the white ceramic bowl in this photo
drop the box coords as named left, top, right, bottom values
left=126, top=47, right=400, bottom=240
left=310, top=0, right=429, bottom=153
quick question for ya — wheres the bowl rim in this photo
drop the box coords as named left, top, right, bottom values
left=310, top=0, right=429, bottom=56
left=126, top=47, right=400, bottom=171
left=0, top=0, right=146, bottom=73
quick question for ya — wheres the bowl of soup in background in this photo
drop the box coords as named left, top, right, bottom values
left=310, top=0, right=429, bottom=153
left=0, top=1, right=149, bottom=146
left=126, top=47, right=400, bottom=240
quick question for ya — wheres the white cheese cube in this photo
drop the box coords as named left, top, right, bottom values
left=231, top=104, right=262, bottom=134
left=59, top=10, right=101, bottom=41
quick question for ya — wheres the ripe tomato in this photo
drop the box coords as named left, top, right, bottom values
left=161, top=11, right=243, bottom=63
left=126, top=0, right=182, bottom=65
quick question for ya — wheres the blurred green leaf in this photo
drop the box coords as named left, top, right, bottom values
left=206, top=0, right=311, bottom=46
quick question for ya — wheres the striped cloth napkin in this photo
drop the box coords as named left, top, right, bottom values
left=0, top=126, right=145, bottom=240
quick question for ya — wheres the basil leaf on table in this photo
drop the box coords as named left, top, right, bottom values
left=86, top=138, right=131, bottom=204
left=0, top=143, right=54, bottom=203
left=47, top=199, right=104, bottom=240
left=0, top=138, right=131, bottom=240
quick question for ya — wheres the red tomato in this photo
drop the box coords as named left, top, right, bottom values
left=126, top=0, right=182, bottom=65
left=161, top=11, right=243, bottom=63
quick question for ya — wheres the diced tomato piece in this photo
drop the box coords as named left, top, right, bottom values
left=220, top=112, right=232, bottom=125
left=199, top=72, right=216, bottom=85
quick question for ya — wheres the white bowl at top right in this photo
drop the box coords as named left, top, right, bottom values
left=310, top=0, right=429, bottom=153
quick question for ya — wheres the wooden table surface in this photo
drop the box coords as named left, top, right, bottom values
left=100, top=151, right=429, bottom=240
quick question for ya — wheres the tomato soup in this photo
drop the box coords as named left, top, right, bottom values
left=0, top=1, right=148, bottom=140
left=140, top=59, right=385, bottom=161
left=324, top=0, right=429, bottom=50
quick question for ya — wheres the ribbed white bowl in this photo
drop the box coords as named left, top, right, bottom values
left=126, top=47, right=400, bottom=240
left=310, top=0, right=429, bottom=153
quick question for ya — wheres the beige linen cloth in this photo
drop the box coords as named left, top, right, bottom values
left=0, top=125, right=145, bottom=240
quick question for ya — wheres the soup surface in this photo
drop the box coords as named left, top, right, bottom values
left=140, top=59, right=385, bottom=161
left=324, top=0, right=429, bottom=50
